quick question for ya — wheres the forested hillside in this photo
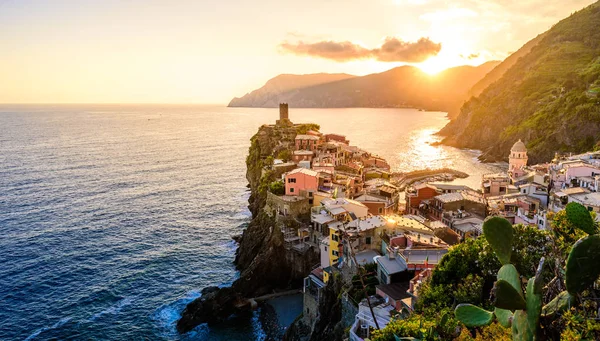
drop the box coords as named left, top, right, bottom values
left=439, top=2, right=600, bottom=163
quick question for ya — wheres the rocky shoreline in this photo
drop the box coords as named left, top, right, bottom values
left=177, top=122, right=320, bottom=334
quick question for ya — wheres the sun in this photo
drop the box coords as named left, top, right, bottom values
left=417, top=57, right=449, bottom=75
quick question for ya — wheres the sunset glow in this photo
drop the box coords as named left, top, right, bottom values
left=0, top=0, right=595, bottom=103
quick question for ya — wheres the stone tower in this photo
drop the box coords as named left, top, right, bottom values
left=279, top=103, right=289, bottom=120
left=509, top=139, right=528, bottom=172
left=276, top=103, right=292, bottom=126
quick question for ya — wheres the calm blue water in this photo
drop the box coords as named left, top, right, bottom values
left=0, top=105, right=502, bottom=340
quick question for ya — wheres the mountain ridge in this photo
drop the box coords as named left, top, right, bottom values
left=438, top=1, right=600, bottom=163
left=229, top=62, right=500, bottom=117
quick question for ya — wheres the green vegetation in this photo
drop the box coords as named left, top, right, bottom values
left=441, top=2, right=600, bottom=163
left=370, top=202, right=600, bottom=341
left=268, top=180, right=285, bottom=195
left=451, top=202, right=600, bottom=340
left=276, top=149, right=292, bottom=162
left=295, top=123, right=321, bottom=134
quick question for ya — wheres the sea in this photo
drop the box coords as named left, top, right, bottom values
left=0, top=105, right=504, bottom=340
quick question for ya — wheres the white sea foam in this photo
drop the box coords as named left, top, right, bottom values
left=152, top=290, right=201, bottom=336
left=24, top=317, right=72, bottom=341
left=88, top=297, right=133, bottom=322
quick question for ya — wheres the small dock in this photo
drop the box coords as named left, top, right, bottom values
left=236, top=289, right=303, bottom=310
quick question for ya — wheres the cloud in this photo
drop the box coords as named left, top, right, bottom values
left=374, top=37, right=442, bottom=62
left=278, top=40, right=372, bottom=62
left=279, top=37, right=441, bottom=63
left=460, top=52, right=481, bottom=59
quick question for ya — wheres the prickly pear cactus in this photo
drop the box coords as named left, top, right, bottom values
left=483, top=216, right=514, bottom=265
left=494, top=279, right=527, bottom=310
left=497, top=264, right=522, bottom=296
left=455, top=217, right=546, bottom=341
left=495, top=307, right=513, bottom=328
left=541, top=290, right=573, bottom=317
left=454, top=304, right=494, bottom=327
left=565, top=234, right=600, bottom=294
left=524, top=278, right=542, bottom=339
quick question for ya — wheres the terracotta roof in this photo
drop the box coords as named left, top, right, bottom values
left=287, top=168, right=318, bottom=177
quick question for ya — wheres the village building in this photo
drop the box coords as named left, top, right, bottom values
left=568, top=192, right=600, bottom=213
left=427, top=190, right=487, bottom=221
left=353, top=193, right=395, bottom=215
left=295, top=134, right=320, bottom=151
left=405, top=183, right=472, bottom=215
left=292, top=150, right=314, bottom=163
left=284, top=168, right=319, bottom=196
left=325, top=133, right=349, bottom=145
left=550, top=187, right=590, bottom=212
left=441, top=211, right=484, bottom=238
left=482, top=173, right=513, bottom=197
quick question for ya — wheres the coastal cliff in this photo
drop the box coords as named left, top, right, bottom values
left=177, top=123, right=320, bottom=334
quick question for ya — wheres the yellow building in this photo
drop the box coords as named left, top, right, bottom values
left=323, top=221, right=343, bottom=283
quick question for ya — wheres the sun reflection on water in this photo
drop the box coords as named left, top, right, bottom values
left=399, top=128, right=447, bottom=170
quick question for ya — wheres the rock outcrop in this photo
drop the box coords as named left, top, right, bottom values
left=177, top=123, right=320, bottom=334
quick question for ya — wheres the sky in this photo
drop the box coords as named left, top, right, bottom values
left=0, top=0, right=596, bottom=104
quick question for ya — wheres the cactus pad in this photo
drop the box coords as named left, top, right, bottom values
left=494, top=307, right=513, bottom=328
left=494, top=279, right=527, bottom=310
left=483, top=216, right=514, bottom=265
left=512, top=310, right=533, bottom=341
left=454, top=304, right=494, bottom=327
left=497, top=264, right=522, bottom=296
left=566, top=234, right=600, bottom=294
left=525, top=278, right=542, bottom=338
left=542, top=291, right=574, bottom=317
left=565, top=202, right=596, bottom=234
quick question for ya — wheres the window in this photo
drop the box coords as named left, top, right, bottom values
left=378, top=207, right=383, bottom=214
left=588, top=206, right=593, bottom=212
left=288, top=178, right=296, bottom=183
left=332, top=250, right=339, bottom=257
left=308, top=199, right=313, bottom=205
left=366, top=237, right=372, bottom=244
left=290, top=188, right=294, bottom=193
left=380, top=271, right=388, bottom=284
left=308, top=192, right=313, bottom=197
left=332, top=234, right=339, bottom=242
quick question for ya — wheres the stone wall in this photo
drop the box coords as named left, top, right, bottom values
left=265, top=191, right=311, bottom=218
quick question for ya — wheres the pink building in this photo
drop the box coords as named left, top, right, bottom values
left=295, top=135, right=320, bottom=151
left=565, top=164, right=600, bottom=185
left=285, top=168, right=319, bottom=196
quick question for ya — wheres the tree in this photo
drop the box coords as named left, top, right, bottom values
left=268, top=181, right=285, bottom=195
left=277, top=149, right=292, bottom=162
